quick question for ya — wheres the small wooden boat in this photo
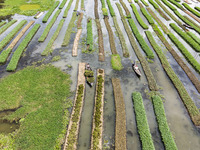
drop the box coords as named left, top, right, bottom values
left=183, top=24, right=194, bottom=29
left=85, top=63, right=94, bottom=87
left=132, top=61, right=142, bottom=77
left=34, top=12, right=44, bottom=19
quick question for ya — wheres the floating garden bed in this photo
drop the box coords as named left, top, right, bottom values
left=6, top=24, right=40, bottom=72
left=0, top=20, right=27, bottom=51
left=187, top=32, right=200, bottom=45
left=167, top=0, right=183, bottom=10
left=112, top=78, right=126, bottom=150
left=59, top=0, right=67, bottom=9
left=41, top=19, right=65, bottom=56
left=42, top=1, right=60, bottom=23
left=139, top=4, right=154, bottom=25
left=72, top=29, right=82, bottom=57
left=161, top=0, right=177, bottom=11
left=38, top=9, right=61, bottom=42
left=86, top=19, right=93, bottom=51
left=140, top=0, right=149, bottom=6
left=0, top=21, right=6, bottom=28
left=195, top=6, right=200, bottom=12
left=106, top=0, right=115, bottom=17
left=0, top=20, right=17, bottom=35
left=63, top=0, right=73, bottom=18
left=132, top=92, right=155, bottom=150
left=119, top=0, right=131, bottom=18
left=182, top=3, right=200, bottom=17
left=111, top=54, right=123, bottom=71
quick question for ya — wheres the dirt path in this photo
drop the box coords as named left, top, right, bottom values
left=112, top=78, right=126, bottom=150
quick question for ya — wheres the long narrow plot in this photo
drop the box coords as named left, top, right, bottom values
left=0, top=21, right=6, bottom=28
left=63, top=63, right=86, bottom=150
left=6, top=24, right=40, bottom=72
left=91, top=69, right=104, bottom=150
left=63, top=0, right=73, bottom=18
left=0, top=21, right=34, bottom=64
left=112, top=78, right=126, bottom=150
left=0, top=20, right=17, bottom=35
left=86, top=19, right=93, bottom=51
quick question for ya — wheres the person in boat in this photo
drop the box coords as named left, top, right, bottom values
left=86, top=63, right=91, bottom=70
left=76, top=11, right=80, bottom=16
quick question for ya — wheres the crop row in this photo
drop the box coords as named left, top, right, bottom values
left=183, top=15, right=200, bottom=29
left=132, top=92, right=155, bottom=150
left=0, top=20, right=17, bottom=35
left=148, top=0, right=159, bottom=9
left=130, top=4, right=149, bottom=29
left=6, top=24, right=40, bottom=71
left=59, top=0, right=67, bottom=9
left=161, top=0, right=177, bottom=11
left=77, top=13, right=83, bottom=29
left=187, top=32, right=200, bottom=45
left=106, top=0, right=115, bottom=17
left=81, top=0, right=84, bottom=10
left=111, top=54, right=123, bottom=70
left=42, top=19, right=65, bottom=56
left=128, top=19, right=154, bottom=59
left=140, top=6, right=154, bottom=25
left=74, top=0, right=80, bottom=11
left=167, top=0, right=183, bottom=10
left=39, top=9, right=61, bottom=42
left=170, top=23, right=200, bottom=52
left=63, top=0, right=73, bottom=18
left=195, top=6, right=200, bottom=12
left=119, top=0, right=131, bottom=18
left=100, top=0, right=106, bottom=8
left=145, top=30, right=200, bottom=125
left=0, top=21, right=6, bottom=28
left=42, top=1, right=60, bottom=23
left=151, top=95, right=178, bottom=150
left=102, top=8, right=108, bottom=16
left=92, top=73, right=104, bottom=150
left=116, top=2, right=158, bottom=91
left=0, top=20, right=27, bottom=51
left=182, top=3, right=200, bottom=17
left=168, top=33, right=200, bottom=73
left=140, top=0, right=149, bottom=6
left=86, top=19, right=93, bottom=51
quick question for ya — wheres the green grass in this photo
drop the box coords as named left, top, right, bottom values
left=0, top=21, right=6, bottom=28
left=106, top=0, right=115, bottom=17
left=187, top=32, right=200, bottom=45
left=0, top=20, right=17, bottom=35
left=87, top=19, right=93, bottom=51
left=59, top=0, right=67, bottom=9
left=170, top=23, right=200, bottom=52
left=148, top=0, right=159, bottom=9
left=130, top=4, right=149, bottom=29
left=111, top=54, right=123, bottom=71
left=168, top=33, right=200, bottom=73
left=6, top=24, right=40, bottom=72
left=132, top=92, right=155, bottom=150
left=39, top=9, right=61, bottom=42
left=161, top=0, right=177, bottom=11
left=42, top=19, right=65, bottom=56
left=0, top=20, right=27, bottom=51
left=102, top=8, right=108, bottom=16
left=195, top=6, right=200, bottom=12
left=140, top=0, right=149, bottom=6
left=151, top=95, right=178, bottom=150
left=167, top=0, right=183, bottom=9
left=62, top=12, right=77, bottom=46
left=42, top=1, right=60, bottom=23
left=63, top=0, right=73, bottom=18
left=145, top=30, right=200, bottom=126
left=0, top=65, right=72, bottom=149
left=128, top=19, right=154, bottom=59
left=183, top=3, right=200, bottom=17
left=140, top=7, right=154, bottom=25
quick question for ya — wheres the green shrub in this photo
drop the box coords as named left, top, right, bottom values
left=187, top=32, right=200, bottom=45
left=0, top=20, right=17, bottom=35
left=132, top=92, right=155, bottom=150
left=140, top=0, right=149, bottom=6
left=6, top=24, right=40, bottom=71
left=0, top=21, right=6, bottom=28
left=140, top=7, right=154, bottom=24
left=168, top=33, right=200, bottom=73
left=183, top=3, right=200, bottom=17
left=148, top=0, right=159, bottom=9
left=106, top=0, right=115, bottom=17
left=0, top=20, right=27, bottom=51
left=39, top=9, right=61, bottom=42
left=102, top=8, right=108, bottom=16
left=161, top=0, right=177, bottom=11
left=42, top=1, right=60, bottom=23
left=130, top=4, right=149, bottom=29
left=111, top=54, right=123, bottom=70
left=87, top=19, right=93, bottom=51
left=42, top=19, right=65, bottom=56
left=170, top=23, right=200, bottom=52
left=63, top=0, right=73, bottom=18
left=151, top=95, right=178, bottom=150
left=59, top=0, right=67, bottom=9
left=195, top=6, right=200, bottom=12
left=128, top=19, right=154, bottom=59
left=167, top=0, right=183, bottom=9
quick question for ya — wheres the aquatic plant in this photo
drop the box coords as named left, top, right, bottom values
left=42, top=1, right=60, bottom=23
left=87, top=19, right=93, bottom=51
left=182, top=3, right=200, bottom=17
left=0, top=20, right=27, bottom=51
left=130, top=4, right=149, bottom=29
left=6, top=24, right=40, bottom=71
left=0, top=20, right=17, bottom=35
left=140, top=7, right=154, bottom=24
left=111, top=54, right=123, bottom=71
left=169, top=23, right=200, bottom=52
left=39, top=9, right=61, bottom=42
left=42, top=19, right=65, bottom=56
left=63, top=0, right=73, bottom=18
left=132, top=92, right=155, bottom=150
left=59, top=0, right=67, bottom=9
left=106, top=0, right=115, bottom=17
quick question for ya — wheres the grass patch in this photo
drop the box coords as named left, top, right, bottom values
left=63, top=0, right=73, bottom=18
left=39, top=9, right=61, bottom=42
left=59, top=0, right=67, bottom=9
left=119, top=0, right=131, bottom=18
left=151, top=95, right=178, bottom=150
left=130, top=4, right=148, bottom=29
left=187, top=32, right=200, bottom=45
left=0, top=21, right=6, bottom=28
left=170, top=23, right=200, bottom=52
left=111, top=54, right=123, bottom=71
left=87, top=19, right=93, bottom=51
left=128, top=19, right=154, bottom=59
left=0, top=20, right=17, bottom=35
left=106, top=0, right=115, bottom=17
left=102, top=8, right=108, bottom=16
left=42, top=1, right=60, bottom=23
left=0, top=20, right=27, bottom=51
left=0, top=65, right=72, bottom=149
left=6, top=24, right=40, bottom=72
left=62, top=12, right=77, bottom=47
left=140, top=7, right=154, bottom=25
left=42, top=19, right=65, bottom=56
left=132, top=92, right=155, bottom=150
left=168, top=33, right=200, bottom=73
left=183, top=3, right=200, bottom=17
left=145, top=30, right=200, bottom=126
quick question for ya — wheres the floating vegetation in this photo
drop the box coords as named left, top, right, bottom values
left=63, top=0, right=73, bottom=18
left=86, top=19, right=93, bottom=51
left=106, top=0, right=115, bottom=17
left=187, top=32, right=200, bottom=45
left=0, top=21, right=6, bottom=28
left=182, top=3, right=200, bottom=17
left=167, top=0, right=183, bottom=10
left=51, top=56, right=61, bottom=62
left=0, top=20, right=17, bottom=35
left=119, top=0, right=131, bottom=18
left=59, top=0, right=67, bottom=9
left=111, top=54, right=123, bottom=71
left=138, top=3, right=154, bottom=24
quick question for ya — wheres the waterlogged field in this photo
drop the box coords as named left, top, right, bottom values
left=0, top=0, right=200, bottom=149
